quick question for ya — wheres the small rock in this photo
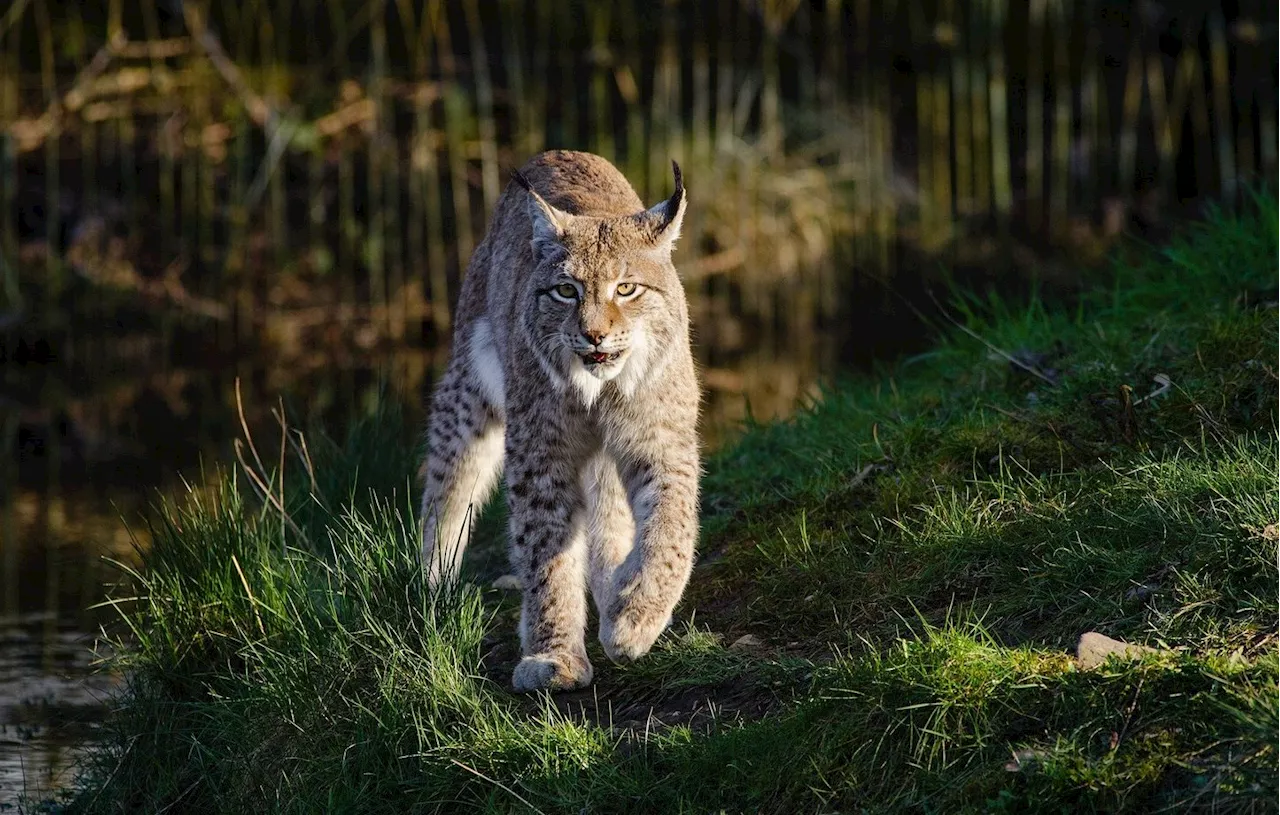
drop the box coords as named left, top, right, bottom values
left=1262, top=523, right=1278, bottom=542
left=730, top=634, right=763, bottom=651
left=491, top=574, right=522, bottom=591
left=1076, top=631, right=1161, bottom=669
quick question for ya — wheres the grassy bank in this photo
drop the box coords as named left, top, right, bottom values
left=62, top=201, right=1276, bottom=813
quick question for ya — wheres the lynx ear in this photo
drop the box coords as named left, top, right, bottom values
left=635, top=160, right=686, bottom=253
left=512, top=170, right=573, bottom=254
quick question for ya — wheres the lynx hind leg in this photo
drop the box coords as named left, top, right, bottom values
left=420, top=355, right=505, bottom=587
left=584, top=454, right=636, bottom=618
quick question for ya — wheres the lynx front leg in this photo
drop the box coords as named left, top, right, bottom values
left=506, top=413, right=595, bottom=692
left=599, top=441, right=700, bottom=663
left=420, top=355, right=505, bottom=587
left=584, top=453, right=636, bottom=616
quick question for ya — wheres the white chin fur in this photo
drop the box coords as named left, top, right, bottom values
left=569, top=363, right=607, bottom=408
left=582, top=355, right=626, bottom=382
left=565, top=329, right=651, bottom=408
left=569, top=352, right=628, bottom=408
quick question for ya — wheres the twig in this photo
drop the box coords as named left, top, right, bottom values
left=448, top=759, right=548, bottom=815
left=848, top=462, right=881, bottom=489
left=9, top=31, right=125, bottom=152
left=233, top=438, right=304, bottom=539
left=984, top=403, right=1033, bottom=424
left=115, top=37, right=191, bottom=60
left=178, top=2, right=272, bottom=127
left=1133, top=373, right=1172, bottom=405
left=235, top=378, right=270, bottom=483
left=82, top=735, right=138, bottom=812
left=285, top=428, right=321, bottom=501
left=0, top=0, right=32, bottom=40
left=178, top=0, right=300, bottom=216
left=926, top=290, right=1058, bottom=386
left=234, top=378, right=305, bottom=538
left=243, top=114, right=300, bottom=212
left=1112, top=675, right=1145, bottom=751
left=276, top=399, right=288, bottom=549
left=230, top=554, right=267, bottom=638
left=154, top=778, right=202, bottom=814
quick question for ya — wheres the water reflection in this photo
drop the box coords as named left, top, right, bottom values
left=0, top=485, right=133, bottom=806
left=0, top=616, right=120, bottom=806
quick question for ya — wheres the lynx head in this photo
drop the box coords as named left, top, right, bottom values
left=515, top=162, right=688, bottom=403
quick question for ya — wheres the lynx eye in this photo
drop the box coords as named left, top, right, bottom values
left=552, top=283, right=579, bottom=300
left=615, top=282, right=639, bottom=297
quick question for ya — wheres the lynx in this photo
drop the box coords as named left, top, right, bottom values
left=419, top=150, right=701, bottom=693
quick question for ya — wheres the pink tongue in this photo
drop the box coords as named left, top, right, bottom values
left=588, top=352, right=608, bottom=363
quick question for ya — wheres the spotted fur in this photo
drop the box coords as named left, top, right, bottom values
left=420, top=150, right=700, bottom=692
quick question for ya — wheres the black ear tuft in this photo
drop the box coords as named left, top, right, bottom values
left=665, top=161, right=685, bottom=221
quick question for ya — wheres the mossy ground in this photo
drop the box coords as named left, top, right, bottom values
left=54, top=199, right=1277, bottom=813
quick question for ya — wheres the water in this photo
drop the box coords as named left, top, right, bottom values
left=0, top=465, right=134, bottom=807
left=0, top=618, right=120, bottom=806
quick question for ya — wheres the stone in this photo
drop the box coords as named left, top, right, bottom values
left=730, top=634, right=763, bottom=651
left=1076, top=631, right=1161, bottom=669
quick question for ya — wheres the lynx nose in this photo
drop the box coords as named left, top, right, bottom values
left=581, top=330, right=606, bottom=346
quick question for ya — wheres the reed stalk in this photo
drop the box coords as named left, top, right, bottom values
left=985, top=0, right=1012, bottom=226
left=1048, top=0, right=1070, bottom=239
left=1207, top=11, right=1238, bottom=199
left=1079, top=4, right=1100, bottom=216
left=1258, top=0, right=1277, bottom=183
left=368, top=0, right=388, bottom=338
left=0, top=413, right=17, bottom=620
left=1026, top=0, right=1046, bottom=233
left=33, top=0, right=60, bottom=297
left=0, top=0, right=1270, bottom=349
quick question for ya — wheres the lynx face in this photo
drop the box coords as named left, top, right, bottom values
left=519, top=171, right=687, bottom=402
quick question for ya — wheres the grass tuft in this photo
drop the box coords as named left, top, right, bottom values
left=60, top=199, right=1278, bottom=813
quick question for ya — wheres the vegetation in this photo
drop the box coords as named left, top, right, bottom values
left=56, top=200, right=1277, bottom=813
left=5, top=1, right=1274, bottom=339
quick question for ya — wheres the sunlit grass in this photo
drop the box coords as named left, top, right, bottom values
left=57, top=200, right=1278, bottom=813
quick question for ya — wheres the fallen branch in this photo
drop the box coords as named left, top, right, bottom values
left=8, top=31, right=125, bottom=152
left=926, top=289, right=1059, bottom=386
left=178, top=3, right=272, bottom=128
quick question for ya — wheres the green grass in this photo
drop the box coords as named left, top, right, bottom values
left=59, top=199, right=1277, bottom=813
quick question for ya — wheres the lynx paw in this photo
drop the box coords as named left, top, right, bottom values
left=512, top=651, right=594, bottom=693
left=599, top=605, right=674, bottom=664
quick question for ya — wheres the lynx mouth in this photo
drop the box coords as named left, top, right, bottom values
left=581, top=351, right=623, bottom=366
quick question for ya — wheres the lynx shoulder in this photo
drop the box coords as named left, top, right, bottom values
left=419, top=150, right=701, bottom=692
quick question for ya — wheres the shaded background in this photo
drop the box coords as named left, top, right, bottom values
left=0, top=0, right=1276, bottom=803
